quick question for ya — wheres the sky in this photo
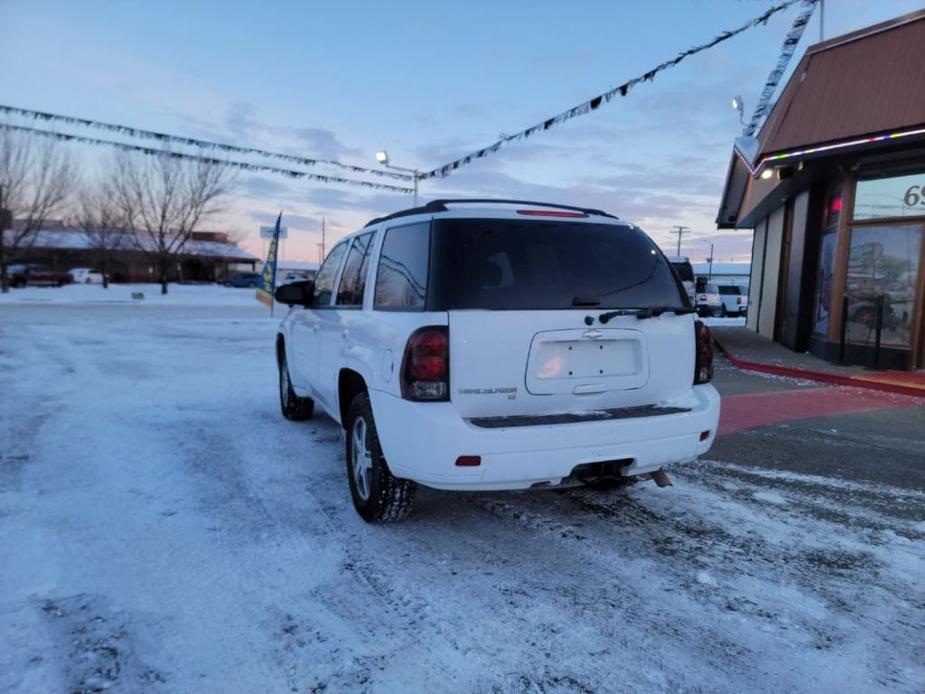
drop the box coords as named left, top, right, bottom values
left=1, top=0, right=922, bottom=264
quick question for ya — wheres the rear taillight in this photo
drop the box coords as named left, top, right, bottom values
left=401, top=327, right=449, bottom=401
left=694, top=320, right=714, bottom=384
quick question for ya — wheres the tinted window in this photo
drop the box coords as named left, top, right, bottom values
left=374, top=222, right=430, bottom=309
left=335, top=232, right=374, bottom=306
left=671, top=261, right=694, bottom=282
left=312, top=242, right=347, bottom=306
left=704, top=284, right=719, bottom=293
left=718, top=286, right=740, bottom=295
left=434, top=220, right=684, bottom=310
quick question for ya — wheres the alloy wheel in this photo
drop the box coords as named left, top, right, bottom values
left=351, top=416, right=372, bottom=501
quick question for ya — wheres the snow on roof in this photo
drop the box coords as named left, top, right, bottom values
left=4, top=228, right=258, bottom=261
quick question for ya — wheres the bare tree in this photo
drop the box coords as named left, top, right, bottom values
left=107, top=151, right=233, bottom=294
left=0, top=130, right=76, bottom=293
left=71, top=179, right=127, bottom=289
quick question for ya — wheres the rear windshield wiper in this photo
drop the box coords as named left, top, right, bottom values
left=598, top=306, right=697, bottom=323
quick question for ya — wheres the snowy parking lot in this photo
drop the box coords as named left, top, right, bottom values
left=1, top=287, right=923, bottom=693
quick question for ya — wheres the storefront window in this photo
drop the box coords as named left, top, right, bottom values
left=813, top=232, right=837, bottom=335
left=812, top=184, right=842, bottom=336
left=854, top=170, right=925, bottom=220
left=844, top=224, right=922, bottom=346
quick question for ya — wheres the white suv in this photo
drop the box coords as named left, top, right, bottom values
left=274, top=200, right=720, bottom=522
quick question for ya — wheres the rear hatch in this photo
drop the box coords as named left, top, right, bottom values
left=432, top=215, right=696, bottom=419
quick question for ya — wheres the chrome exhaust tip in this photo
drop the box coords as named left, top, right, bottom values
left=651, top=469, right=672, bottom=488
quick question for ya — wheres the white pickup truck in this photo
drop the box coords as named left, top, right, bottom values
left=274, top=200, right=720, bottom=522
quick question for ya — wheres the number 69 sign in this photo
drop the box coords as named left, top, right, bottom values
left=904, top=184, right=925, bottom=207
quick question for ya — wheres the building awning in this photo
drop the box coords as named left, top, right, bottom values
left=717, top=9, right=925, bottom=229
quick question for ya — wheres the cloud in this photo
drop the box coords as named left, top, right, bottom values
left=225, top=100, right=260, bottom=139
left=171, top=51, right=757, bottom=263
left=249, top=210, right=322, bottom=232
left=175, top=101, right=366, bottom=164
left=291, top=127, right=362, bottom=161
left=237, top=175, right=296, bottom=199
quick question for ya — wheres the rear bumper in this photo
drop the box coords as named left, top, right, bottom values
left=369, top=385, right=720, bottom=491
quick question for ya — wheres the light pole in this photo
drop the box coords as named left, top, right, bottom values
left=376, top=150, right=420, bottom=206
left=700, top=239, right=715, bottom=281
left=731, top=95, right=746, bottom=127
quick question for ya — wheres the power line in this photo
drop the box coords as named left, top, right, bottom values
left=0, top=104, right=413, bottom=182
left=0, top=123, right=414, bottom=194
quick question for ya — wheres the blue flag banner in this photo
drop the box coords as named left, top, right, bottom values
left=256, top=212, right=282, bottom=308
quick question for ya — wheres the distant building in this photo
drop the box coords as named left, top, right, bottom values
left=7, top=221, right=258, bottom=282
left=717, top=10, right=925, bottom=370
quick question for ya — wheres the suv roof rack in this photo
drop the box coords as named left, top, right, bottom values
left=364, top=199, right=619, bottom=228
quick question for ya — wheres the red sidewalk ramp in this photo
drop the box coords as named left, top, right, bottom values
left=718, top=386, right=922, bottom=437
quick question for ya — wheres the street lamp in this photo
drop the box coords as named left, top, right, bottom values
left=731, top=95, right=745, bottom=126
left=700, top=238, right=715, bottom=281
left=375, top=150, right=421, bottom=206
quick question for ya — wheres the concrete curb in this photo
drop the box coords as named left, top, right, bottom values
left=712, top=336, right=925, bottom=399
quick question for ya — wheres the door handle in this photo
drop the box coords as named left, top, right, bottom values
left=341, top=330, right=349, bottom=339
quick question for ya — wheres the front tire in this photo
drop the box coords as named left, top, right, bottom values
left=278, top=350, right=314, bottom=421
left=345, top=393, right=416, bottom=523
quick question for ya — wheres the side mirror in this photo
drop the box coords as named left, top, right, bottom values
left=274, top=280, right=314, bottom=307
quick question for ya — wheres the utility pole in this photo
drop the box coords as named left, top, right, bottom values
left=820, top=0, right=825, bottom=41
left=706, top=241, right=714, bottom=281
left=318, top=217, right=326, bottom=263
left=670, top=226, right=691, bottom=256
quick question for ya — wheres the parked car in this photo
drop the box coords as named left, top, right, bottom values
left=718, top=285, right=747, bottom=317
left=278, top=271, right=313, bottom=286
left=667, top=255, right=696, bottom=305
left=8, top=263, right=72, bottom=288
left=695, top=282, right=724, bottom=317
left=225, top=272, right=261, bottom=288
left=69, top=267, right=106, bottom=284
left=274, top=199, right=720, bottom=522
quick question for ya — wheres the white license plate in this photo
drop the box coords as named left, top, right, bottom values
left=533, top=339, right=639, bottom=379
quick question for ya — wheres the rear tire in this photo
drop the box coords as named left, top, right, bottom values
left=278, top=350, right=314, bottom=421
left=345, top=392, right=416, bottom=523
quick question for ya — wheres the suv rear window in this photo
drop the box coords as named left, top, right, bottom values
left=718, top=285, right=740, bottom=295
left=433, top=219, right=684, bottom=310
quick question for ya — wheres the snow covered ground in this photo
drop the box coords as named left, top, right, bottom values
left=0, top=282, right=258, bottom=307
left=0, top=291, right=922, bottom=693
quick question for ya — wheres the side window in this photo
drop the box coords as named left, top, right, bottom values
left=374, top=222, right=430, bottom=309
left=335, top=232, right=374, bottom=306
left=312, top=242, right=347, bottom=306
